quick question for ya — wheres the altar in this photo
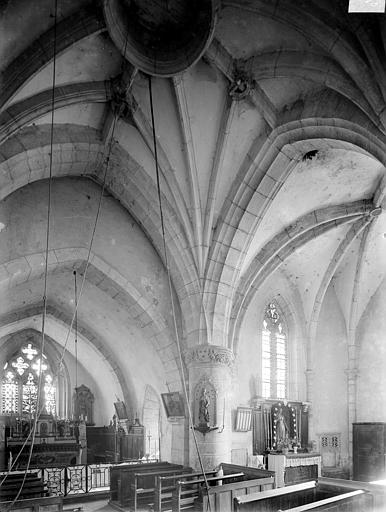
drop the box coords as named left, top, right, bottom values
left=268, top=452, right=321, bottom=487
left=6, top=414, right=80, bottom=468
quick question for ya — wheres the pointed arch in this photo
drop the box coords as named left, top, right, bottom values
left=142, top=385, right=161, bottom=459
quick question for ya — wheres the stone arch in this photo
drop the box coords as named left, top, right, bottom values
left=0, top=307, right=130, bottom=422
left=243, top=51, right=377, bottom=125
left=207, top=114, right=386, bottom=346
left=0, top=7, right=105, bottom=110
left=142, top=385, right=161, bottom=459
left=0, top=135, right=200, bottom=348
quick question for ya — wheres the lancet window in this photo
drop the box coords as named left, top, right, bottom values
left=1, top=343, right=57, bottom=416
left=262, top=302, right=288, bottom=399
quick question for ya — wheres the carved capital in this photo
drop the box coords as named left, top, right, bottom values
left=184, top=345, right=234, bottom=368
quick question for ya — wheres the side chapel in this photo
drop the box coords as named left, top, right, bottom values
left=0, top=0, right=386, bottom=503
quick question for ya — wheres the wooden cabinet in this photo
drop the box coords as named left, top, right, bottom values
left=353, top=422, right=386, bottom=482
left=86, top=426, right=145, bottom=462
left=120, top=432, right=144, bottom=460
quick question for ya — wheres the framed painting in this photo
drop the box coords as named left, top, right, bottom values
left=114, top=400, right=128, bottom=420
left=161, top=392, right=185, bottom=418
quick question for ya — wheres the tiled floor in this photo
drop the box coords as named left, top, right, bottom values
left=64, top=499, right=115, bottom=512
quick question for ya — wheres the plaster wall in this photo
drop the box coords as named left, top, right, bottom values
left=313, top=285, right=349, bottom=468
left=0, top=177, right=174, bottom=331
left=0, top=177, right=181, bottom=453
left=356, top=278, right=386, bottom=422
left=63, top=349, right=119, bottom=427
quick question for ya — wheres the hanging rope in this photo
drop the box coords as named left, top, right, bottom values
left=74, top=270, right=78, bottom=390
left=54, top=27, right=131, bottom=376
left=147, top=75, right=212, bottom=507
left=1, top=1, right=58, bottom=507
left=1, top=0, right=122, bottom=494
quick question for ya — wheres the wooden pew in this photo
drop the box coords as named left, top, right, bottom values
left=0, top=471, right=47, bottom=501
left=220, top=463, right=275, bottom=482
left=198, top=475, right=275, bottom=512
left=233, top=480, right=374, bottom=512
left=110, top=461, right=185, bottom=506
left=234, top=480, right=318, bottom=511
left=130, top=467, right=193, bottom=511
left=0, top=495, right=62, bottom=512
left=172, top=472, right=245, bottom=512
left=281, top=489, right=371, bottom=511
left=318, top=477, right=386, bottom=512
left=154, top=470, right=218, bottom=512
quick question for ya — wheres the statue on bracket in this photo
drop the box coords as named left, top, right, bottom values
left=73, top=384, right=94, bottom=425
left=193, top=380, right=218, bottom=436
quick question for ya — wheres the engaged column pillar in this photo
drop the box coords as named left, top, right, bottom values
left=184, top=345, right=234, bottom=470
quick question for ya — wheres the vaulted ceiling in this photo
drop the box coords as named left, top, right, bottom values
left=0, top=0, right=385, bottom=416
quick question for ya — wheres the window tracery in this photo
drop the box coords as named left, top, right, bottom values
left=262, top=302, right=287, bottom=399
left=1, top=344, right=57, bottom=416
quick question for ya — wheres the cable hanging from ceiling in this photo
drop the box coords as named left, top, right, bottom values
left=55, top=19, right=131, bottom=378
left=74, top=270, right=78, bottom=390
left=147, top=75, right=212, bottom=509
left=1, top=0, right=59, bottom=506
left=1, top=0, right=124, bottom=499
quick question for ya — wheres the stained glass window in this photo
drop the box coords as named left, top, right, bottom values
left=261, top=302, right=287, bottom=399
left=44, top=375, right=56, bottom=415
left=1, top=371, right=18, bottom=413
left=1, top=344, right=57, bottom=415
left=23, top=372, right=38, bottom=413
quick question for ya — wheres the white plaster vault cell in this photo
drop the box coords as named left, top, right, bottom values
left=349, top=0, right=385, bottom=12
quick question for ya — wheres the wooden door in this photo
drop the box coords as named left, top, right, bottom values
left=353, top=423, right=386, bottom=481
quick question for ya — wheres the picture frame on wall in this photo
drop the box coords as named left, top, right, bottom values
left=161, top=392, right=185, bottom=418
left=114, top=400, right=128, bottom=420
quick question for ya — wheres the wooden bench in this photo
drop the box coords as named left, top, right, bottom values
left=110, top=461, right=185, bottom=506
left=281, top=489, right=370, bottom=511
left=0, top=495, right=62, bottom=512
left=0, top=472, right=47, bottom=501
left=154, top=470, right=218, bottom=512
left=220, top=463, right=275, bottom=483
left=233, top=479, right=375, bottom=512
left=198, top=475, right=275, bottom=512
left=172, top=472, right=245, bottom=512
left=234, top=481, right=318, bottom=511
left=129, top=467, right=193, bottom=511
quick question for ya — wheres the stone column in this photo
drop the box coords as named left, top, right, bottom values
left=184, top=345, right=234, bottom=470
left=345, top=367, right=359, bottom=477
left=305, top=369, right=315, bottom=447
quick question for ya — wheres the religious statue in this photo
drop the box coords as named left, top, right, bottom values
left=199, top=388, right=210, bottom=425
left=276, top=408, right=288, bottom=443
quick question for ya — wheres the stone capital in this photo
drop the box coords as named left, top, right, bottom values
left=184, top=345, right=234, bottom=368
